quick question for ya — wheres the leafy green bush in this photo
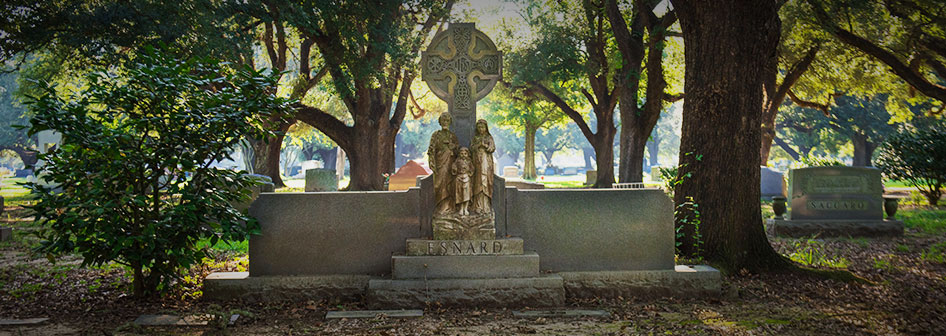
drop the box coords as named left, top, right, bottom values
left=876, top=121, right=946, bottom=206
left=24, top=48, right=290, bottom=297
left=787, top=238, right=848, bottom=269
left=799, top=155, right=846, bottom=167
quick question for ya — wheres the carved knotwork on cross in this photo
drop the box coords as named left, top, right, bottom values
left=421, top=23, right=502, bottom=147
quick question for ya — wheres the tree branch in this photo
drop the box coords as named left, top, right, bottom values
left=529, top=81, right=595, bottom=141
left=664, top=93, right=684, bottom=102
left=773, top=135, right=800, bottom=161
left=390, top=72, right=415, bottom=128
left=770, top=45, right=820, bottom=110
left=787, top=89, right=830, bottom=116
left=294, top=103, right=353, bottom=150
left=808, top=0, right=946, bottom=102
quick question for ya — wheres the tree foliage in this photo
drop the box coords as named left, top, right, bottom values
left=876, top=119, right=946, bottom=206
left=24, top=49, right=290, bottom=297
left=0, top=70, right=36, bottom=166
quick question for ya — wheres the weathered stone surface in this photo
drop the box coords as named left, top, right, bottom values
left=133, top=314, right=238, bottom=326
left=432, top=211, right=495, bottom=240
left=0, top=318, right=48, bottom=325
left=504, top=179, right=545, bottom=189
left=367, top=275, right=565, bottom=308
left=248, top=191, right=422, bottom=276
left=506, top=189, right=675, bottom=272
left=392, top=252, right=540, bottom=279
left=788, top=166, right=883, bottom=220
left=419, top=175, right=506, bottom=238
left=421, top=22, right=502, bottom=147
left=766, top=219, right=904, bottom=238
left=512, top=310, right=610, bottom=318
left=405, top=238, right=523, bottom=256
left=760, top=166, right=785, bottom=198
left=325, top=310, right=423, bottom=319
left=304, top=168, right=337, bottom=192
left=560, top=265, right=721, bottom=299
left=0, top=226, right=11, bottom=242
left=203, top=272, right=373, bottom=302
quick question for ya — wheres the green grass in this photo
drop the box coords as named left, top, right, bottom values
left=922, top=242, right=946, bottom=264
left=899, top=207, right=946, bottom=234
left=884, top=180, right=916, bottom=188
left=1, top=176, right=35, bottom=204
left=540, top=180, right=588, bottom=189
left=196, top=238, right=248, bottom=253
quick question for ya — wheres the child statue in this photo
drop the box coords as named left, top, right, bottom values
left=452, top=148, right=473, bottom=216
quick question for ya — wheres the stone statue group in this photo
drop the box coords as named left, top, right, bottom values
left=428, top=112, right=495, bottom=218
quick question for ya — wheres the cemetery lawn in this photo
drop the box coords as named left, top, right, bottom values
left=1, top=203, right=945, bottom=334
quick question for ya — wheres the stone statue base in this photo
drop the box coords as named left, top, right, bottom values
left=432, top=211, right=495, bottom=240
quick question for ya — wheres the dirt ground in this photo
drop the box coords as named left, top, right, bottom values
left=1, top=205, right=945, bottom=335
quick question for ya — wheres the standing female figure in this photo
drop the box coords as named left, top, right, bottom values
left=471, top=119, right=495, bottom=214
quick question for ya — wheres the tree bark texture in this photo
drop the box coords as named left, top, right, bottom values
left=249, top=118, right=292, bottom=188
left=851, top=134, right=877, bottom=167
left=760, top=46, right=820, bottom=165
left=609, top=0, right=676, bottom=183
left=672, top=0, right=791, bottom=271
left=646, top=136, right=660, bottom=169
left=523, top=126, right=538, bottom=180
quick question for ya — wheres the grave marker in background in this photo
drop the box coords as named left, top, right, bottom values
left=767, top=166, right=902, bottom=237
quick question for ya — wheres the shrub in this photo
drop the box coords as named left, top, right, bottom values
left=24, top=48, right=290, bottom=297
left=876, top=121, right=946, bottom=206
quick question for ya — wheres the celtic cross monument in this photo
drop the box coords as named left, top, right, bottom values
left=421, top=22, right=502, bottom=147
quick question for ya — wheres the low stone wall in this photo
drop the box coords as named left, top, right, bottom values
left=247, top=187, right=675, bottom=276
left=506, top=188, right=675, bottom=272
left=248, top=190, right=423, bottom=276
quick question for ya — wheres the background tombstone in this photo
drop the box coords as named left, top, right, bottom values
left=503, top=166, right=519, bottom=178
left=388, top=160, right=431, bottom=191
left=585, top=170, right=597, bottom=185
left=650, top=166, right=663, bottom=182
left=305, top=168, right=338, bottom=192
left=760, top=166, right=786, bottom=198
left=767, top=166, right=902, bottom=237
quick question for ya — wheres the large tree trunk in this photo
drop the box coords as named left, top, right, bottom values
left=851, top=134, right=877, bottom=167
left=250, top=119, right=291, bottom=188
left=621, top=123, right=650, bottom=183
left=646, top=136, right=660, bottom=169
left=592, top=124, right=616, bottom=188
left=315, top=147, right=337, bottom=170
left=582, top=146, right=595, bottom=170
left=523, top=126, right=538, bottom=180
left=671, top=0, right=790, bottom=272
left=345, top=112, right=398, bottom=190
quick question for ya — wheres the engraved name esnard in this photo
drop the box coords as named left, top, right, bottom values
left=427, top=240, right=504, bottom=255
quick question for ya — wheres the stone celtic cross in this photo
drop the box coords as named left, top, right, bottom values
left=421, top=22, right=502, bottom=147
